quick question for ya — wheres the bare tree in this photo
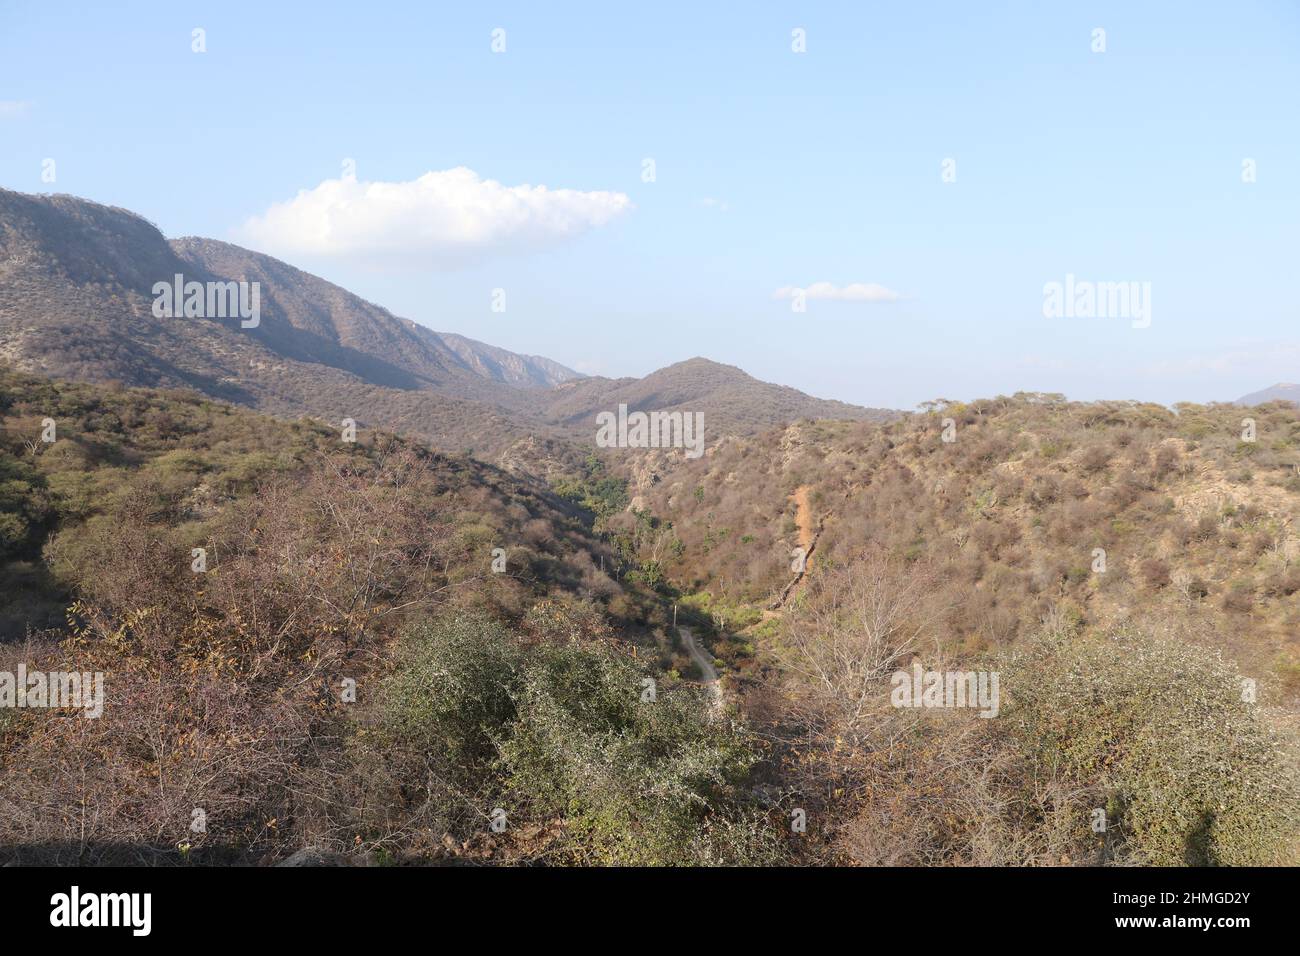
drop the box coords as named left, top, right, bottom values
left=773, top=554, right=945, bottom=746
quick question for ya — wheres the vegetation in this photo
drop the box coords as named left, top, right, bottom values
left=622, top=394, right=1300, bottom=694
left=0, top=368, right=774, bottom=864
left=1, top=367, right=1297, bottom=866
left=383, top=614, right=773, bottom=864
left=763, top=560, right=1298, bottom=865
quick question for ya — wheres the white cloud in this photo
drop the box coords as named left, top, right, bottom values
left=0, top=101, right=31, bottom=118
left=698, top=197, right=729, bottom=212
left=236, top=167, right=632, bottom=265
left=773, top=281, right=902, bottom=303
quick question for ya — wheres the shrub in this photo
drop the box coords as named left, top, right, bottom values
left=1078, top=444, right=1113, bottom=475
left=499, top=639, right=775, bottom=865
left=1140, top=558, right=1171, bottom=589
left=375, top=610, right=777, bottom=865
left=1004, top=625, right=1298, bottom=865
left=1222, top=583, right=1255, bottom=614
left=381, top=613, right=521, bottom=769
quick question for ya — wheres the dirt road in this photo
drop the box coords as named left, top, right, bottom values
left=677, top=625, right=722, bottom=711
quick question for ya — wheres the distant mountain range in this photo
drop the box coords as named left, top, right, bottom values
left=0, top=189, right=896, bottom=466
left=1237, top=383, right=1300, bottom=406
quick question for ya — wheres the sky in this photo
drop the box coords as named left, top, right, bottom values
left=1, top=0, right=1298, bottom=410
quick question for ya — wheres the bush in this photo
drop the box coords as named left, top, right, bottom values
left=381, top=613, right=521, bottom=770
left=1004, top=625, right=1298, bottom=865
left=376, top=610, right=777, bottom=865
left=1140, top=558, right=1171, bottom=589
left=1223, top=583, right=1255, bottom=614
left=499, top=639, right=775, bottom=865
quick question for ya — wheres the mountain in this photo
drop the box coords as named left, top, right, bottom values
left=1238, top=383, right=1300, bottom=406
left=0, top=189, right=896, bottom=466
left=539, top=357, right=897, bottom=437
left=0, top=190, right=580, bottom=398
left=0, top=189, right=586, bottom=464
left=170, top=237, right=581, bottom=392
left=434, top=331, right=581, bottom=389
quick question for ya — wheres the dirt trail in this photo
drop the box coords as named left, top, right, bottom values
left=793, top=484, right=815, bottom=558
left=767, top=485, right=820, bottom=610
left=677, top=625, right=723, bottom=713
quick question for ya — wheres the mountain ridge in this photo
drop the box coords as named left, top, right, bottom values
left=0, top=188, right=899, bottom=463
left=1238, top=383, right=1300, bottom=406
left=540, top=356, right=897, bottom=435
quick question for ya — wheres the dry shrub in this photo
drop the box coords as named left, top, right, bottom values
left=766, top=554, right=1299, bottom=866
left=0, top=445, right=524, bottom=863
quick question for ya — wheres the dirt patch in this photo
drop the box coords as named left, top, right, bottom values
left=793, top=484, right=815, bottom=558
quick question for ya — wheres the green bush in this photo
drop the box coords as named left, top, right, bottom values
left=499, top=639, right=774, bottom=865
left=381, top=613, right=520, bottom=771
left=1004, top=625, right=1299, bottom=865
left=377, top=610, right=776, bottom=865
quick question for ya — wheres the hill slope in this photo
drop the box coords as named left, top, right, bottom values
left=0, top=189, right=592, bottom=463
left=1239, top=383, right=1300, bottom=406
left=619, top=393, right=1300, bottom=690
left=540, top=357, right=897, bottom=438
left=0, top=367, right=784, bottom=866
left=169, top=236, right=581, bottom=395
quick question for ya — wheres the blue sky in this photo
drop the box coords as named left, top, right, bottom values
left=2, top=1, right=1297, bottom=409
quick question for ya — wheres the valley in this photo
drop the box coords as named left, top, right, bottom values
left=1, top=190, right=1297, bottom=869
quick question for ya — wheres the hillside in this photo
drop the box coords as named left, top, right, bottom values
left=1, top=369, right=1296, bottom=867
left=1239, top=383, right=1300, bottom=406
left=621, top=393, right=1300, bottom=686
left=541, top=357, right=898, bottom=437
left=588, top=391, right=1300, bottom=864
left=169, top=236, right=581, bottom=396
left=435, top=330, right=582, bottom=390
left=0, top=367, right=789, bottom=864
left=0, top=190, right=579, bottom=462
left=0, top=366, right=609, bottom=637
